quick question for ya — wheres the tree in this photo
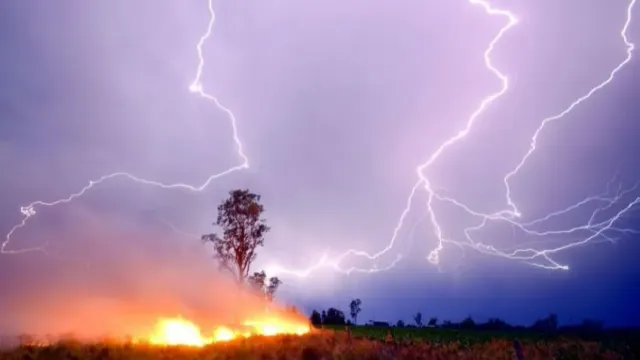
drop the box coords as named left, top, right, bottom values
left=460, top=316, right=476, bottom=329
left=310, top=310, right=322, bottom=327
left=247, top=270, right=266, bottom=293
left=266, top=277, right=282, bottom=301
left=396, top=320, right=405, bottom=328
left=349, top=299, right=362, bottom=325
left=413, top=312, right=423, bottom=327
left=247, top=271, right=282, bottom=301
left=479, top=318, right=508, bottom=331
left=427, top=317, right=438, bottom=327
left=202, top=189, right=281, bottom=293
left=322, top=308, right=346, bottom=325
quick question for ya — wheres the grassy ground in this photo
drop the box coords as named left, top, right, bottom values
left=325, top=325, right=543, bottom=342
left=324, top=324, right=639, bottom=355
left=0, top=330, right=634, bottom=360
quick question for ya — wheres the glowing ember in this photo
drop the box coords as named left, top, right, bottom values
left=145, top=316, right=310, bottom=346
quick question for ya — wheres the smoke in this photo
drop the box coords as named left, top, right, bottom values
left=0, top=203, right=289, bottom=340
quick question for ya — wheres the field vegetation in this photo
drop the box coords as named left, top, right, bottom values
left=0, top=329, right=635, bottom=360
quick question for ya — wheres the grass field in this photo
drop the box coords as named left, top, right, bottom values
left=326, top=324, right=545, bottom=342
left=0, top=328, right=635, bottom=360
left=325, top=324, right=639, bottom=343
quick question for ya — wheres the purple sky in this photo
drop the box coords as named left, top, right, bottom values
left=1, top=0, right=640, bottom=335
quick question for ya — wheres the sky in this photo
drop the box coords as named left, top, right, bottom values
left=1, top=0, right=640, bottom=336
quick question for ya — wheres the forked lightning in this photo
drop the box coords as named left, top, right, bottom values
left=2, top=0, right=248, bottom=255
left=4, top=0, right=639, bottom=277
left=269, top=0, right=639, bottom=276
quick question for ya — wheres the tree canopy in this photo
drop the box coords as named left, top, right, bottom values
left=202, top=189, right=281, bottom=297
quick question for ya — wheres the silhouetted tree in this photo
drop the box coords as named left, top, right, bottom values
left=266, top=277, right=282, bottom=301
left=396, top=320, right=405, bottom=328
left=531, top=313, right=558, bottom=332
left=413, top=312, right=423, bottom=327
left=321, top=310, right=327, bottom=325
left=310, top=310, right=322, bottom=327
left=247, top=271, right=282, bottom=309
left=428, top=317, right=438, bottom=327
left=202, top=189, right=281, bottom=293
left=323, top=308, right=346, bottom=325
left=349, top=299, right=362, bottom=325
left=460, top=316, right=476, bottom=329
left=247, top=271, right=266, bottom=293
left=479, top=318, right=509, bottom=331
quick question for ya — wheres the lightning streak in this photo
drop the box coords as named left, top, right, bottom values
left=5, top=0, right=638, bottom=278
left=2, top=0, right=248, bottom=255
left=269, top=0, right=639, bottom=277
left=504, top=0, right=636, bottom=216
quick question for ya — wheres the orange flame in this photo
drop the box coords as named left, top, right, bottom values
left=148, top=318, right=208, bottom=346
left=145, top=316, right=310, bottom=346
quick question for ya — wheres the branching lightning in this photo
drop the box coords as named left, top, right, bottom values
left=2, top=0, right=248, bottom=255
left=268, top=0, right=639, bottom=277
left=4, top=0, right=639, bottom=279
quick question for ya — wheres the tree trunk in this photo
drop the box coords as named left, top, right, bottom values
left=234, top=279, right=243, bottom=325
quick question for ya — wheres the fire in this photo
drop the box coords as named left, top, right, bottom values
left=148, top=319, right=207, bottom=347
left=145, top=316, right=310, bottom=346
left=243, top=319, right=310, bottom=336
left=212, top=326, right=235, bottom=342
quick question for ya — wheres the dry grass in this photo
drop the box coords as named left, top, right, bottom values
left=0, top=331, right=628, bottom=360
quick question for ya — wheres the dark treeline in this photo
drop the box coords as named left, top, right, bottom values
left=308, top=299, right=624, bottom=336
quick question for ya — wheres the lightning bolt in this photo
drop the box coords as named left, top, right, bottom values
left=268, top=0, right=639, bottom=277
left=503, top=0, right=637, bottom=217
left=5, top=0, right=638, bottom=280
left=2, top=0, right=248, bottom=255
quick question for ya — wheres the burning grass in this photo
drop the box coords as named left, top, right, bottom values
left=6, top=313, right=311, bottom=349
left=145, top=315, right=310, bottom=346
left=1, top=330, right=631, bottom=359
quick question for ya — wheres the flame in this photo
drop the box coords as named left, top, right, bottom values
left=212, top=326, right=235, bottom=342
left=148, top=318, right=207, bottom=346
left=243, top=319, right=310, bottom=336
left=145, top=315, right=310, bottom=346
